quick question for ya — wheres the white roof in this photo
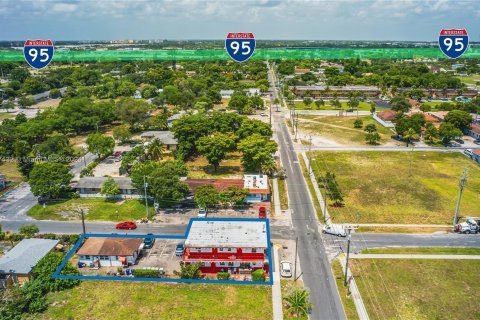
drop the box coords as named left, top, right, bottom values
left=244, top=174, right=268, bottom=190
left=185, top=220, right=268, bottom=248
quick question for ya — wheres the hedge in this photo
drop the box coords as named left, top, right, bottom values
left=133, top=269, right=161, bottom=278
left=252, top=269, right=265, bottom=282
left=217, top=272, right=230, bottom=280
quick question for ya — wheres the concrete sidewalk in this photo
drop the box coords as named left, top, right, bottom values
left=338, top=256, right=369, bottom=320
left=272, top=177, right=282, bottom=218
left=301, top=152, right=330, bottom=224
left=272, top=245, right=284, bottom=320
left=351, top=254, right=480, bottom=259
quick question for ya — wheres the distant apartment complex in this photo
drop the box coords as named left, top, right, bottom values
left=291, top=85, right=381, bottom=98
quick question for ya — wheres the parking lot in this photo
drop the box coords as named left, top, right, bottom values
left=136, top=239, right=184, bottom=276
left=275, top=239, right=301, bottom=280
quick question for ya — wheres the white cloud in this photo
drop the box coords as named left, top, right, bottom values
left=52, top=3, right=77, bottom=13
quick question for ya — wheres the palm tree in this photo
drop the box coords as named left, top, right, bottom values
left=284, top=288, right=313, bottom=318
left=403, top=128, right=419, bottom=147
left=146, top=138, right=165, bottom=161
left=261, top=158, right=277, bottom=177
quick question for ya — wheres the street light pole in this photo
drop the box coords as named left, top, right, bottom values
left=143, top=175, right=149, bottom=219
left=453, top=168, right=467, bottom=226
left=344, top=228, right=352, bottom=287
left=307, top=135, right=312, bottom=175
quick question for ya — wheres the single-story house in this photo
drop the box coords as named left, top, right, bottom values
left=73, top=177, right=139, bottom=199
left=466, top=124, right=480, bottom=140
left=33, top=87, right=67, bottom=102
left=246, top=88, right=261, bottom=97
left=140, top=131, right=178, bottom=150
left=184, top=174, right=270, bottom=203
left=0, top=238, right=59, bottom=287
left=0, top=174, right=5, bottom=190
left=77, top=237, right=143, bottom=267
left=220, top=90, right=234, bottom=99
left=294, top=68, right=311, bottom=75
left=167, top=113, right=184, bottom=127
left=427, top=111, right=450, bottom=122
left=373, top=110, right=397, bottom=128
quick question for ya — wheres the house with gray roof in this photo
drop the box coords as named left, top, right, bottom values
left=73, top=176, right=139, bottom=199
left=0, top=238, right=59, bottom=286
left=140, top=131, right=178, bottom=150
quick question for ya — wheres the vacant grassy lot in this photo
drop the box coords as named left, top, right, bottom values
left=0, top=160, right=23, bottom=182
left=28, top=198, right=147, bottom=221
left=361, top=247, right=480, bottom=255
left=309, top=151, right=480, bottom=224
left=457, top=75, right=480, bottom=85
left=186, top=151, right=244, bottom=179
left=351, top=259, right=480, bottom=320
left=299, top=115, right=394, bottom=146
left=0, top=112, right=15, bottom=120
left=356, top=226, right=451, bottom=234
left=293, top=101, right=372, bottom=111
left=36, top=281, right=272, bottom=320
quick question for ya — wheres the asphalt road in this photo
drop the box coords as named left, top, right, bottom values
left=268, top=62, right=346, bottom=320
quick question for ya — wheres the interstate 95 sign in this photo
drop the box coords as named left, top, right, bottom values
left=225, top=32, right=255, bottom=62
left=439, top=29, right=468, bottom=59
left=23, top=39, right=54, bottom=69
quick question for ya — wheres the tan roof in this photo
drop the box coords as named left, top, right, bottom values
left=470, top=124, right=480, bottom=134
left=77, top=238, right=143, bottom=256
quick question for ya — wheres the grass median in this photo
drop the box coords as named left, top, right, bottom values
left=361, top=247, right=480, bottom=255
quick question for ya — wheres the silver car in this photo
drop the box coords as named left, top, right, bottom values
left=280, top=260, right=292, bottom=278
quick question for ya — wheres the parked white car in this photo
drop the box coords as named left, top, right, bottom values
left=280, top=260, right=292, bottom=278
left=322, top=224, right=347, bottom=237
left=197, top=208, right=207, bottom=218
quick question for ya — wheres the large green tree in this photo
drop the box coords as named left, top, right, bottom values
left=115, top=98, right=150, bottom=126
left=112, top=124, right=132, bottom=144
left=196, top=133, right=235, bottom=171
left=194, top=185, right=220, bottom=208
left=238, top=134, right=277, bottom=172
left=444, top=110, right=473, bottom=130
left=29, top=162, right=73, bottom=199
left=86, top=133, right=115, bottom=158
left=100, top=176, right=121, bottom=199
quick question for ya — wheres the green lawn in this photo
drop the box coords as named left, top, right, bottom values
left=332, top=260, right=359, bottom=320
left=299, top=115, right=394, bottom=146
left=421, top=100, right=455, bottom=111
left=28, top=198, right=147, bottom=221
left=278, top=178, right=288, bottom=210
left=308, top=151, right=480, bottom=224
left=0, top=161, right=23, bottom=182
left=293, top=101, right=373, bottom=111
left=351, top=259, right=480, bottom=320
left=36, top=281, right=272, bottom=320
left=0, top=112, right=15, bottom=120
left=457, top=75, right=480, bottom=85
left=186, top=152, right=243, bottom=179
left=356, top=226, right=451, bottom=234
left=361, top=247, right=480, bottom=255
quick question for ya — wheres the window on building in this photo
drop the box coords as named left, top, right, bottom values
left=252, top=248, right=257, bottom=253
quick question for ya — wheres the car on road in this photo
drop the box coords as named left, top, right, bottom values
left=197, top=208, right=207, bottom=218
left=322, top=224, right=347, bottom=237
left=464, top=149, right=473, bottom=157
left=474, top=140, right=480, bottom=145
left=116, top=221, right=137, bottom=230
left=260, top=112, right=267, bottom=117
left=445, top=141, right=462, bottom=147
left=143, top=233, right=155, bottom=248
left=175, top=242, right=185, bottom=256
left=280, top=260, right=292, bottom=278
left=259, top=206, right=267, bottom=219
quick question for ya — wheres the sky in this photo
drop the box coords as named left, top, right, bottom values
left=0, top=0, right=479, bottom=41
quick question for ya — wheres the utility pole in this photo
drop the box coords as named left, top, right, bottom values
left=307, top=135, right=312, bottom=175
left=269, top=95, right=272, bottom=126
left=453, top=168, right=467, bottom=226
left=294, top=236, right=298, bottom=280
left=294, top=112, right=299, bottom=141
left=143, top=175, right=149, bottom=219
left=80, top=209, right=86, bottom=234
left=344, top=227, right=352, bottom=287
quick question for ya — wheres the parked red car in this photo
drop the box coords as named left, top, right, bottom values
left=116, top=221, right=137, bottom=230
left=259, top=206, right=267, bottom=219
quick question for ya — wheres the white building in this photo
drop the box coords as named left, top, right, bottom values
left=77, top=237, right=143, bottom=267
left=246, top=88, right=260, bottom=97
left=244, top=174, right=269, bottom=203
left=220, top=90, right=234, bottom=99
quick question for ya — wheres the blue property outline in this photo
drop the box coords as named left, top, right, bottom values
left=53, top=218, right=273, bottom=286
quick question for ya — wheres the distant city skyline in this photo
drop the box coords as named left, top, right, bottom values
left=1, top=0, right=479, bottom=42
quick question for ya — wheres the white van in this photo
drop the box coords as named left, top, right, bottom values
left=322, top=224, right=347, bottom=237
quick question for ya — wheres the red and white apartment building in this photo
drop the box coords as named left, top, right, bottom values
left=182, top=220, right=269, bottom=275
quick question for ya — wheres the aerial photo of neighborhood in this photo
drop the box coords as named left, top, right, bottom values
left=0, top=1, right=480, bottom=319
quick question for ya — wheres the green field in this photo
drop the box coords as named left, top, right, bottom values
left=28, top=198, right=147, bottom=221
left=35, top=281, right=272, bottom=320
left=361, top=247, right=480, bottom=255
left=351, top=259, right=480, bottom=320
left=293, top=101, right=373, bottom=111
left=299, top=115, right=394, bottom=145
left=457, top=75, right=480, bottom=85
left=308, top=151, right=480, bottom=224
left=0, top=112, right=15, bottom=120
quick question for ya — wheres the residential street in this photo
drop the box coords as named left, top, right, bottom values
left=268, top=62, right=346, bottom=320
